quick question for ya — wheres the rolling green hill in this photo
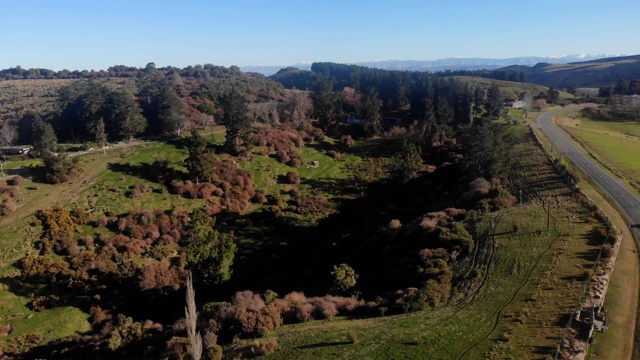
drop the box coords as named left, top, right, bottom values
left=499, top=54, right=640, bottom=88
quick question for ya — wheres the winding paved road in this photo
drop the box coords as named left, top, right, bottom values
left=536, top=107, right=640, bottom=239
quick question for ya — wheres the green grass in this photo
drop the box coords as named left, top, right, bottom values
left=564, top=115, right=640, bottom=138
left=227, top=126, right=603, bottom=359
left=571, top=128, right=640, bottom=179
left=558, top=115, right=640, bottom=181
left=0, top=124, right=606, bottom=358
left=234, top=201, right=599, bottom=359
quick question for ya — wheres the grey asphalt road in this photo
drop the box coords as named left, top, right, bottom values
left=536, top=107, right=640, bottom=239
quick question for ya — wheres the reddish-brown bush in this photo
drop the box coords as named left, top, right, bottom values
left=275, top=150, right=290, bottom=164
left=89, top=305, right=113, bottom=325
left=327, top=150, right=341, bottom=160
left=285, top=171, right=301, bottom=184
left=288, top=157, right=302, bottom=168
left=469, top=178, right=491, bottom=196
left=294, top=195, right=330, bottom=214
left=1, top=201, right=17, bottom=216
left=341, top=135, right=355, bottom=147
left=252, top=191, right=267, bottom=204
left=138, top=259, right=185, bottom=291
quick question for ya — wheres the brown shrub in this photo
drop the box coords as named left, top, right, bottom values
left=252, top=191, right=267, bottom=204
left=81, top=235, right=94, bottom=247
left=89, top=305, right=113, bottom=325
left=387, top=219, right=402, bottom=230
left=327, top=150, right=341, bottom=160
left=296, top=303, right=314, bottom=322
left=288, top=157, right=302, bottom=168
left=275, top=150, right=290, bottom=164
left=95, top=216, right=109, bottom=227
left=129, top=187, right=142, bottom=199
left=308, top=297, right=338, bottom=319
left=252, top=338, right=279, bottom=356
left=346, top=331, right=358, bottom=344
left=294, top=195, right=330, bottom=214
left=9, top=176, right=23, bottom=186
left=285, top=171, right=301, bottom=184
left=281, top=292, right=304, bottom=308
left=469, top=178, right=491, bottom=195
left=138, top=259, right=185, bottom=291
left=385, top=126, right=406, bottom=138
left=0, top=324, right=11, bottom=337
left=1, top=201, right=17, bottom=216
left=341, top=135, right=355, bottom=147
left=217, top=290, right=284, bottom=337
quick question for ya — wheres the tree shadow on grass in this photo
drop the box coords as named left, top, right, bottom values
left=529, top=345, right=557, bottom=355
left=107, top=162, right=185, bottom=185
left=297, top=341, right=351, bottom=349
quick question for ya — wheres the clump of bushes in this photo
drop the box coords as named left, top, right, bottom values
left=292, top=195, right=330, bottom=215
left=172, top=158, right=256, bottom=213
left=129, top=183, right=152, bottom=198
left=284, top=171, right=301, bottom=184
left=213, top=290, right=362, bottom=339
left=252, top=127, right=305, bottom=167
left=0, top=180, right=21, bottom=216
left=252, top=338, right=279, bottom=356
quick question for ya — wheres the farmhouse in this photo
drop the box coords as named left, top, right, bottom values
left=505, top=99, right=525, bottom=109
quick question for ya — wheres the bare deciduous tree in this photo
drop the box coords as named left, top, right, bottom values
left=196, top=113, right=215, bottom=130
left=0, top=122, right=16, bottom=147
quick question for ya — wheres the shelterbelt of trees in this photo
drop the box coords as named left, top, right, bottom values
left=0, top=61, right=571, bottom=359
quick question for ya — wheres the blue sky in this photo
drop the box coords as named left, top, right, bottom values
left=0, top=0, right=638, bottom=70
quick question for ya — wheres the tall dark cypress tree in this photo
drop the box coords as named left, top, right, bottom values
left=221, top=88, right=249, bottom=155
left=31, top=117, right=57, bottom=157
left=361, top=87, right=383, bottom=137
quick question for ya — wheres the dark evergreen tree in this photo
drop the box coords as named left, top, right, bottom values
left=56, top=81, right=146, bottom=142
left=485, top=84, right=503, bottom=119
left=460, top=119, right=505, bottom=179
left=17, top=111, right=40, bottom=145
left=614, top=79, right=629, bottom=95
left=312, top=75, right=343, bottom=131
left=547, top=87, right=560, bottom=103
left=138, top=77, right=183, bottom=135
left=221, top=88, right=249, bottom=155
left=182, top=208, right=237, bottom=286
left=185, top=130, right=217, bottom=182
left=628, top=80, right=640, bottom=95
left=31, top=118, right=57, bottom=157
left=361, top=87, right=383, bottom=137
left=103, top=89, right=147, bottom=141
left=396, top=140, right=423, bottom=182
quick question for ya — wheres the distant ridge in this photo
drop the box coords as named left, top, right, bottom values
left=241, top=54, right=622, bottom=75
left=497, top=54, right=640, bottom=88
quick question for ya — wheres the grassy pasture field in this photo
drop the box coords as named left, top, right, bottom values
left=529, top=107, right=639, bottom=360
left=0, top=131, right=368, bottom=352
left=0, top=122, right=611, bottom=358
left=557, top=113, right=640, bottom=183
left=225, top=125, right=606, bottom=359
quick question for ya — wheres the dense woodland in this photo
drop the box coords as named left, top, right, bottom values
left=0, top=60, right=633, bottom=359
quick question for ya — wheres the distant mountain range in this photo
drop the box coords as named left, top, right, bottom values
left=241, top=55, right=624, bottom=76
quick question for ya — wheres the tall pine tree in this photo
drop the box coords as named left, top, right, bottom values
left=221, top=88, right=249, bottom=155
